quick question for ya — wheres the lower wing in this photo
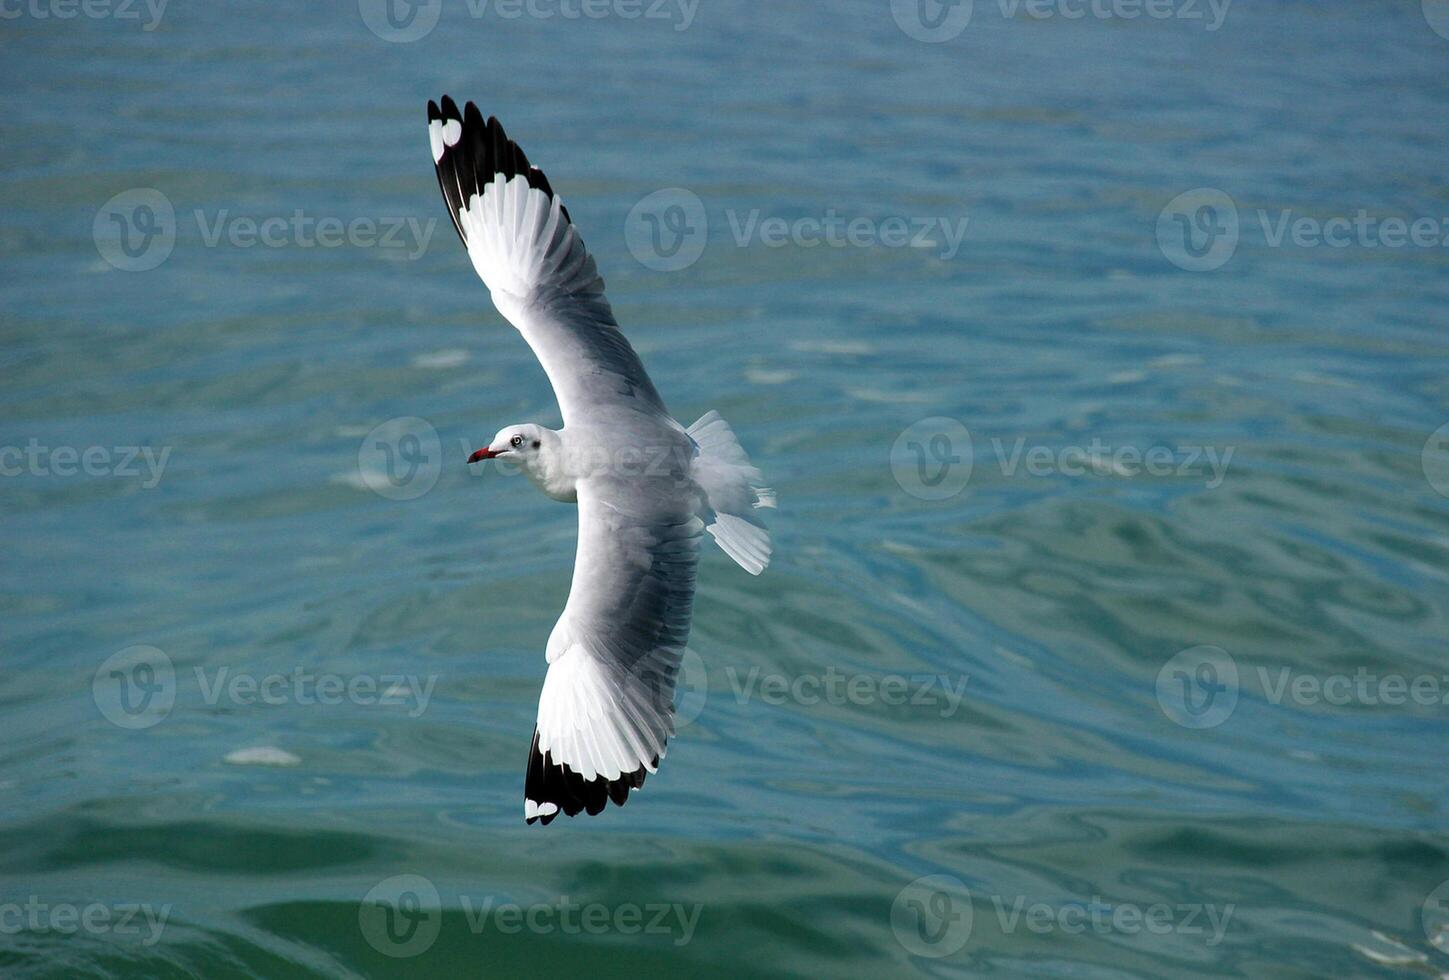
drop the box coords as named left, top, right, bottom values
left=525, top=480, right=702, bottom=824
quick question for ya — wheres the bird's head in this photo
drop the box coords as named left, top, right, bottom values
left=468, top=423, right=551, bottom=466
left=468, top=424, right=572, bottom=499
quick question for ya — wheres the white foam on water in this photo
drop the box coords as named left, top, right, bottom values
left=224, top=746, right=301, bottom=767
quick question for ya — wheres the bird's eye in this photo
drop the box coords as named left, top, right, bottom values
left=510, top=435, right=523, bottom=448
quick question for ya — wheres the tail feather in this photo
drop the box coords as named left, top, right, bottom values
left=689, top=411, right=774, bottom=575
left=707, top=514, right=771, bottom=576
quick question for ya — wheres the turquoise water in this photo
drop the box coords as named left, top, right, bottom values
left=5, top=1, right=1449, bottom=976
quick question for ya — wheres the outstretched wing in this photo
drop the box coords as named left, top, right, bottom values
left=525, top=478, right=703, bottom=824
left=428, top=96, right=668, bottom=424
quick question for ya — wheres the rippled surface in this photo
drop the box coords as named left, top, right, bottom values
left=4, top=1, right=1449, bottom=976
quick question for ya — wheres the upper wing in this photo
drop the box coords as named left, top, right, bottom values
left=428, top=97, right=668, bottom=424
left=524, top=477, right=703, bottom=824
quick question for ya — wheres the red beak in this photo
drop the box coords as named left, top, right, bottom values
left=468, top=447, right=499, bottom=464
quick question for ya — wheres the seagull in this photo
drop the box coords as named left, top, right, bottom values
left=426, top=96, right=774, bottom=825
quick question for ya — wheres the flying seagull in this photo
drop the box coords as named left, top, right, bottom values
left=426, top=96, right=774, bottom=825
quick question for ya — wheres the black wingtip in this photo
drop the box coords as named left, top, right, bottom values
left=523, top=729, right=657, bottom=826
left=427, top=95, right=572, bottom=242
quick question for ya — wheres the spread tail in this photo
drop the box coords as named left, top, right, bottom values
left=688, top=411, right=774, bottom=575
